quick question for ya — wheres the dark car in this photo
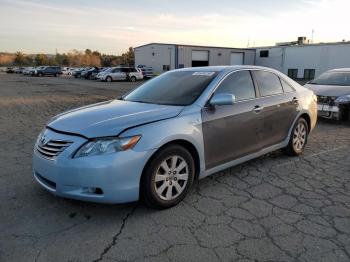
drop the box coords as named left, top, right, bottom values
left=305, top=68, right=350, bottom=121
left=81, top=67, right=99, bottom=79
left=72, top=68, right=90, bottom=78
left=32, top=66, right=62, bottom=77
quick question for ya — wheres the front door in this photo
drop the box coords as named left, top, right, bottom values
left=201, top=70, right=263, bottom=170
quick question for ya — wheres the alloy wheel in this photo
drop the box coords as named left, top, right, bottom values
left=154, top=155, right=189, bottom=201
left=293, top=122, right=307, bottom=152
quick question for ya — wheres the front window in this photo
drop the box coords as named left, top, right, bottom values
left=309, top=71, right=350, bottom=86
left=124, top=70, right=219, bottom=106
left=214, top=71, right=256, bottom=101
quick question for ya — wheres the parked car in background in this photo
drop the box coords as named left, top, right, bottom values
left=61, top=67, right=75, bottom=75
left=305, top=68, right=350, bottom=121
left=72, top=67, right=90, bottom=78
left=81, top=67, right=100, bottom=79
left=15, top=67, right=25, bottom=74
left=32, top=66, right=62, bottom=77
left=6, top=67, right=15, bottom=73
left=97, top=66, right=143, bottom=82
left=137, top=65, right=154, bottom=79
left=90, top=68, right=108, bottom=80
left=23, top=67, right=35, bottom=75
left=33, top=66, right=317, bottom=208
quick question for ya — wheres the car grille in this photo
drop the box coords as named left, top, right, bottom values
left=317, top=95, right=337, bottom=105
left=36, top=140, right=73, bottom=160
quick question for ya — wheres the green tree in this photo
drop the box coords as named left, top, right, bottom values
left=85, top=49, right=92, bottom=55
left=35, top=54, right=48, bottom=66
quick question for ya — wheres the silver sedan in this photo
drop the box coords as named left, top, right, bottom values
left=33, top=66, right=317, bottom=209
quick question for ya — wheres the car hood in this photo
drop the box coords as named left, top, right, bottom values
left=48, top=100, right=183, bottom=138
left=305, top=84, right=350, bottom=97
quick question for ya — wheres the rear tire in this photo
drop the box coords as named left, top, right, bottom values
left=130, top=76, right=137, bottom=82
left=283, top=117, right=309, bottom=156
left=106, top=76, right=112, bottom=82
left=141, top=145, right=195, bottom=209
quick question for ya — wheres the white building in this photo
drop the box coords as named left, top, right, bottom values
left=135, top=39, right=350, bottom=80
left=255, top=40, right=350, bottom=80
left=134, top=43, right=255, bottom=75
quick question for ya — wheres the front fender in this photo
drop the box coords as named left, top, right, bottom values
left=120, top=106, right=206, bottom=175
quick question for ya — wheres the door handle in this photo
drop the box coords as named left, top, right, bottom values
left=292, top=97, right=299, bottom=104
left=253, top=105, right=264, bottom=113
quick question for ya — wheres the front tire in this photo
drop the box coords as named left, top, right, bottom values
left=106, top=76, right=112, bottom=82
left=284, top=117, right=309, bottom=156
left=141, top=145, right=195, bottom=209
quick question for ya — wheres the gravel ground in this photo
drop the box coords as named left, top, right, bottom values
left=0, top=73, right=350, bottom=262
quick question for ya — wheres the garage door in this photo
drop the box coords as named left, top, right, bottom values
left=192, top=51, right=209, bottom=61
left=230, top=52, right=244, bottom=65
left=192, top=51, right=209, bottom=67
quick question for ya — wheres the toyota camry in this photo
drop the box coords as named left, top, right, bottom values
left=33, top=66, right=317, bottom=209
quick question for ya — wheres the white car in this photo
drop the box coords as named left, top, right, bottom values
left=23, top=67, right=35, bottom=75
left=61, top=67, right=76, bottom=75
left=97, top=67, right=143, bottom=82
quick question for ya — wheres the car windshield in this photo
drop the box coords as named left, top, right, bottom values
left=124, top=70, right=219, bottom=106
left=310, top=71, right=350, bottom=86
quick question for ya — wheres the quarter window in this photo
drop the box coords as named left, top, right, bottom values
left=254, top=71, right=283, bottom=97
left=280, top=78, right=295, bottom=93
left=215, top=71, right=256, bottom=101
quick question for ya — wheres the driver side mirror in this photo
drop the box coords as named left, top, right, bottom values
left=210, top=93, right=236, bottom=106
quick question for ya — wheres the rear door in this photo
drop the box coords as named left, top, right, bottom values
left=252, top=70, right=299, bottom=148
left=202, top=70, right=263, bottom=169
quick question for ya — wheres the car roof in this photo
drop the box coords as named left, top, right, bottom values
left=177, top=65, right=280, bottom=74
left=329, top=68, right=350, bottom=72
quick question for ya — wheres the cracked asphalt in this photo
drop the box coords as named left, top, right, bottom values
left=1, top=73, right=350, bottom=262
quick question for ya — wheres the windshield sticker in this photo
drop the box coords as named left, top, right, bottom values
left=192, top=72, right=216, bottom=76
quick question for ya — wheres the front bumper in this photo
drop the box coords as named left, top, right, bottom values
left=317, top=103, right=349, bottom=120
left=32, top=129, right=156, bottom=204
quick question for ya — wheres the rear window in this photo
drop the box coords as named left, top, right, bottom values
left=254, top=71, right=283, bottom=97
left=124, top=71, right=219, bottom=106
left=310, top=71, right=350, bottom=86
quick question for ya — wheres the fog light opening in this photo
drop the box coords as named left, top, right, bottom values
left=83, top=187, right=103, bottom=195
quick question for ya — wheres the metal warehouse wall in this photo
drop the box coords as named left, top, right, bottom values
left=177, top=46, right=255, bottom=68
left=135, top=44, right=255, bottom=74
left=256, top=43, right=350, bottom=78
left=134, top=44, right=176, bottom=74
left=255, top=47, right=283, bottom=72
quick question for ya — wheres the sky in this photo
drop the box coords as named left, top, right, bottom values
left=0, top=0, right=350, bottom=55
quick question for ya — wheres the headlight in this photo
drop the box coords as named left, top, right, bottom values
left=74, top=135, right=141, bottom=158
left=335, top=95, right=350, bottom=103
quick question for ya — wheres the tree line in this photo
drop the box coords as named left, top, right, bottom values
left=0, top=47, right=134, bottom=67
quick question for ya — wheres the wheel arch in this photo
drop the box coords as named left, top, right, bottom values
left=299, top=113, right=311, bottom=133
left=139, top=139, right=201, bottom=197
